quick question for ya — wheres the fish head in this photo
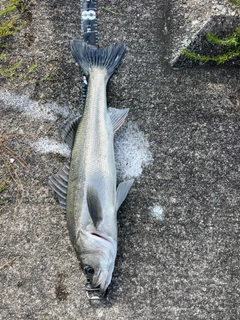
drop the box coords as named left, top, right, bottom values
left=75, top=229, right=117, bottom=293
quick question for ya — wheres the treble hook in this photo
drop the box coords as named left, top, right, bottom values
left=84, top=280, right=105, bottom=300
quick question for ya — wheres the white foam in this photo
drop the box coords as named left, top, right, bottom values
left=114, top=121, right=152, bottom=179
left=32, top=138, right=70, bottom=157
left=0, top=90, right=152, bottom=179
left=33, top=121, right=153, bottom=180
left=0, top=90, right=70, bottom=120
left=150, top=205, right=164, bottom=221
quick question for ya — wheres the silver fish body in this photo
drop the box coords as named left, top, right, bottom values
left=49, top=41, right=133, bottom=294
left=67, top=67, right=116, bottom=236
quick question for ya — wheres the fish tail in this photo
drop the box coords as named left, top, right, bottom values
left=70, top=40, right=126, bottom=81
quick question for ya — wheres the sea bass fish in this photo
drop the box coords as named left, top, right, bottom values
left=49, top=40, right=133, bottom=296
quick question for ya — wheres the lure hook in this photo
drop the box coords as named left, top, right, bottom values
left=85, top=281, right=105, bottom=300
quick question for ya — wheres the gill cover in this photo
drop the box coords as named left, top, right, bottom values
left=75, top=228, right=117, bottom=292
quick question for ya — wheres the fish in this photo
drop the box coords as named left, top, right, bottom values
left=49, top=40, right=134, bottom=296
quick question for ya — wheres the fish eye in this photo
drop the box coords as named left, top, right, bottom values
left=84, top=266, right=94, bottom=275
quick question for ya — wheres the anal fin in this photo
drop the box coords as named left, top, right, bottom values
left=108, top=107, right=129, bottom=133
left=116, top=179, right=134, bottom=212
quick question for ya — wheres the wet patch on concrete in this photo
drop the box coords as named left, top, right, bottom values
left=55, top=272, right=69, bottom=301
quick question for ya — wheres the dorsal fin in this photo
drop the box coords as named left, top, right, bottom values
left=87, top=187, right=103, bottom=227
left=62, top=117, right=81, bottom=149
left=48, top=161, right=70, bottom=212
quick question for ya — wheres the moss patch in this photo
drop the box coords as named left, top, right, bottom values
left=182, top=1, right=240, bottom=65
left=0, top=0, right=35, bottom=78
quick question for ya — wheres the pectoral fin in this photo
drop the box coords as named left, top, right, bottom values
left=108, top=107, right=129, bottom=133
left=87, top=188, right=103, bottom=227
left=116, top=179, right=134, bottom=212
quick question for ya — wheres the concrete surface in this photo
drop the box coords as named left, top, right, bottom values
left=0, top=0, right=240, bottom=319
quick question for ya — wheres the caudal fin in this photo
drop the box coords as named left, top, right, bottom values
left=70, top=40, right=126, bottom=80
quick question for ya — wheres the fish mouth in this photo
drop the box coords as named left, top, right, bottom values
left=91, top=232, right=109, bottom=242
left=85, top=280, right=107, bottom=300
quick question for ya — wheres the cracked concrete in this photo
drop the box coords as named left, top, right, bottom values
left=0, top=0, right=240, bottom=319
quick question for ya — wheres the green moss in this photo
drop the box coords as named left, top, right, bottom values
left=0, top=0, right=34, bottom=39
left=28, top=63, right=37, bottom=73
left=102, top=7, right=123, bottom=16
left=0, top=5, right=17, bottom=16
left=0, top=199, right=8, bottom=206
left=40, top=75, right=54, bottom=81
left=0, top=43, right=11, bottom=49
left=0, top=18, right=21, bottom=37
left=0, top=180, right=7, bottom=193
left=1, top=0, right=33, bottom=16
left=182, top=27, right=240, bottom=64
left=182, top=1, right=240, bottom=65
left=0, top=179, right=9, bottom=193
left=0, top=53, right=6, bottom=59
left=0, top=0, right=34, bottom=79
left=228, top=0, right=240, bottom=7
left=0, top=61, right=21, bottom=77
left=0, top=1, right=59, bottom=82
